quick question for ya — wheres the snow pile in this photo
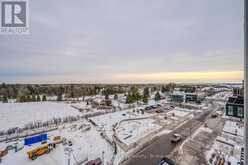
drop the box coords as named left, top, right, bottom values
left=116, top=119, right=161, bottom=145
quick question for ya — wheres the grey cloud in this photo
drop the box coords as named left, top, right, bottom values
left=0, top=0, right=243, bottom=83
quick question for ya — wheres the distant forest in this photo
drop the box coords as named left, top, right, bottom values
left=0, top=83, right=128, bottom=100
left=0, top=82, right=221, bottom=102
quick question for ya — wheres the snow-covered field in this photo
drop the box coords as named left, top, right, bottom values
left=90, top=110, right=152, bottom=142
left=0, top=100, right=199, bottom=165
left=116, top=119, right=161, bottom=145
left=0, top=102, right=82, bottom=131
left=0, top=106, right=159, bottom=165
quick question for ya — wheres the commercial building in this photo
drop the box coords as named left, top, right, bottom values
left=225, top=96, right=244, bottom=119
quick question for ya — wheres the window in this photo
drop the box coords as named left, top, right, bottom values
left=228, top=106, right=233, bottom=116
left=237, top=107, right=243, bottom=117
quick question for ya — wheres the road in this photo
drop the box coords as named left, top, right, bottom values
left=125, top=103, right=219, bottom=165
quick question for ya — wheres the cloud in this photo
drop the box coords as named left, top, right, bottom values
left=0, top=0, right=243, bottom=83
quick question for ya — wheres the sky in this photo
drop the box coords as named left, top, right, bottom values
left=0, top=0, right=244, bottom=84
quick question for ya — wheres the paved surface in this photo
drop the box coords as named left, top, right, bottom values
left=125, top=103, right=219, bottom=165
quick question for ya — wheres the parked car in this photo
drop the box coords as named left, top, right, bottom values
left=157, top=104, right=162, bottom=107
left=157, top=157, right=175, bottom=165
left=68, top=140, right=73, bottom=146
left=170, top=133, right=182, bottom=143
left=211, top=113, right=218, bottom=118
left=145, top=107, right=152, bottom=110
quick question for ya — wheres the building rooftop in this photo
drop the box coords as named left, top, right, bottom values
left=227, top=96, right=244, bottom=105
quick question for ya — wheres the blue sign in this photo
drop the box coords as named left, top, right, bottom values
left=24, top=134, right=48, bottom=145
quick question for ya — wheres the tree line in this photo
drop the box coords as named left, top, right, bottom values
left=0, top=83, right=125, bottom=102
left=18, top=95, right=47, bottom=103
left=0, top=83, right=177, bottom=103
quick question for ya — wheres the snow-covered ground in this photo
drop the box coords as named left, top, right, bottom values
left=90, top=110, right=152, bottom=142
left=205, top=119, right=244, bottom=165
left=206, top=91, right=232, bottom=101
left=205, top=136, right=242, bottom=165
left=0, top=120, right=115, bottom=165
left=116, top=119, right=161, bottom=145
left=0, top=99, right=200, bottom=165
left=167, top=107, right=192, bottom=119
left=0, top=102, right=82, bottom=132
left=223, top=120, right=244, bottom=137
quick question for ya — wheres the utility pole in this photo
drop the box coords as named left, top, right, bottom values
left=245, top=0, right=248, bottom=164
left=64, top=147, right=73, bottom=165
left=102, top=151, right=105, bottom=165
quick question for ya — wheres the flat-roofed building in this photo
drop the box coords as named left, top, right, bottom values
left=225, top=96, right=244, bottom=118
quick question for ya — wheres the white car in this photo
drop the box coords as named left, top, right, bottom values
left=170, top=133, right=182, bottom=143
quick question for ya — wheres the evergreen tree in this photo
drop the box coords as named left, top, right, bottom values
left=57, top=87, right=63, bottom=101
left=114, top=94, right=118, bottom=100
left=37, top=95, right=41, bottom=102
left=155, top=92, right=161, bottom=101
left=42, top=95, right=47, bottom=101
left=19, top=95, right=26, bottom=102
left=26, top=95, right=31, bottom=102
left=57, top=93, right=62, bottom=101
left=31, top=95, right=36, bottom=102
left=70, top=91, right=75, bottom=98
left=126, top=87, right=142, bottom=104
left=126, top=92, right=132, bottom=104
left=105, top=93, right=109, bottom=100
left=143, top=95, right=148, bottom=104
left=161, top=86, right=167, bottom=93
left=2, top=95, right=8, bottom=103
left=143, top=87, right=150, bottom=98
